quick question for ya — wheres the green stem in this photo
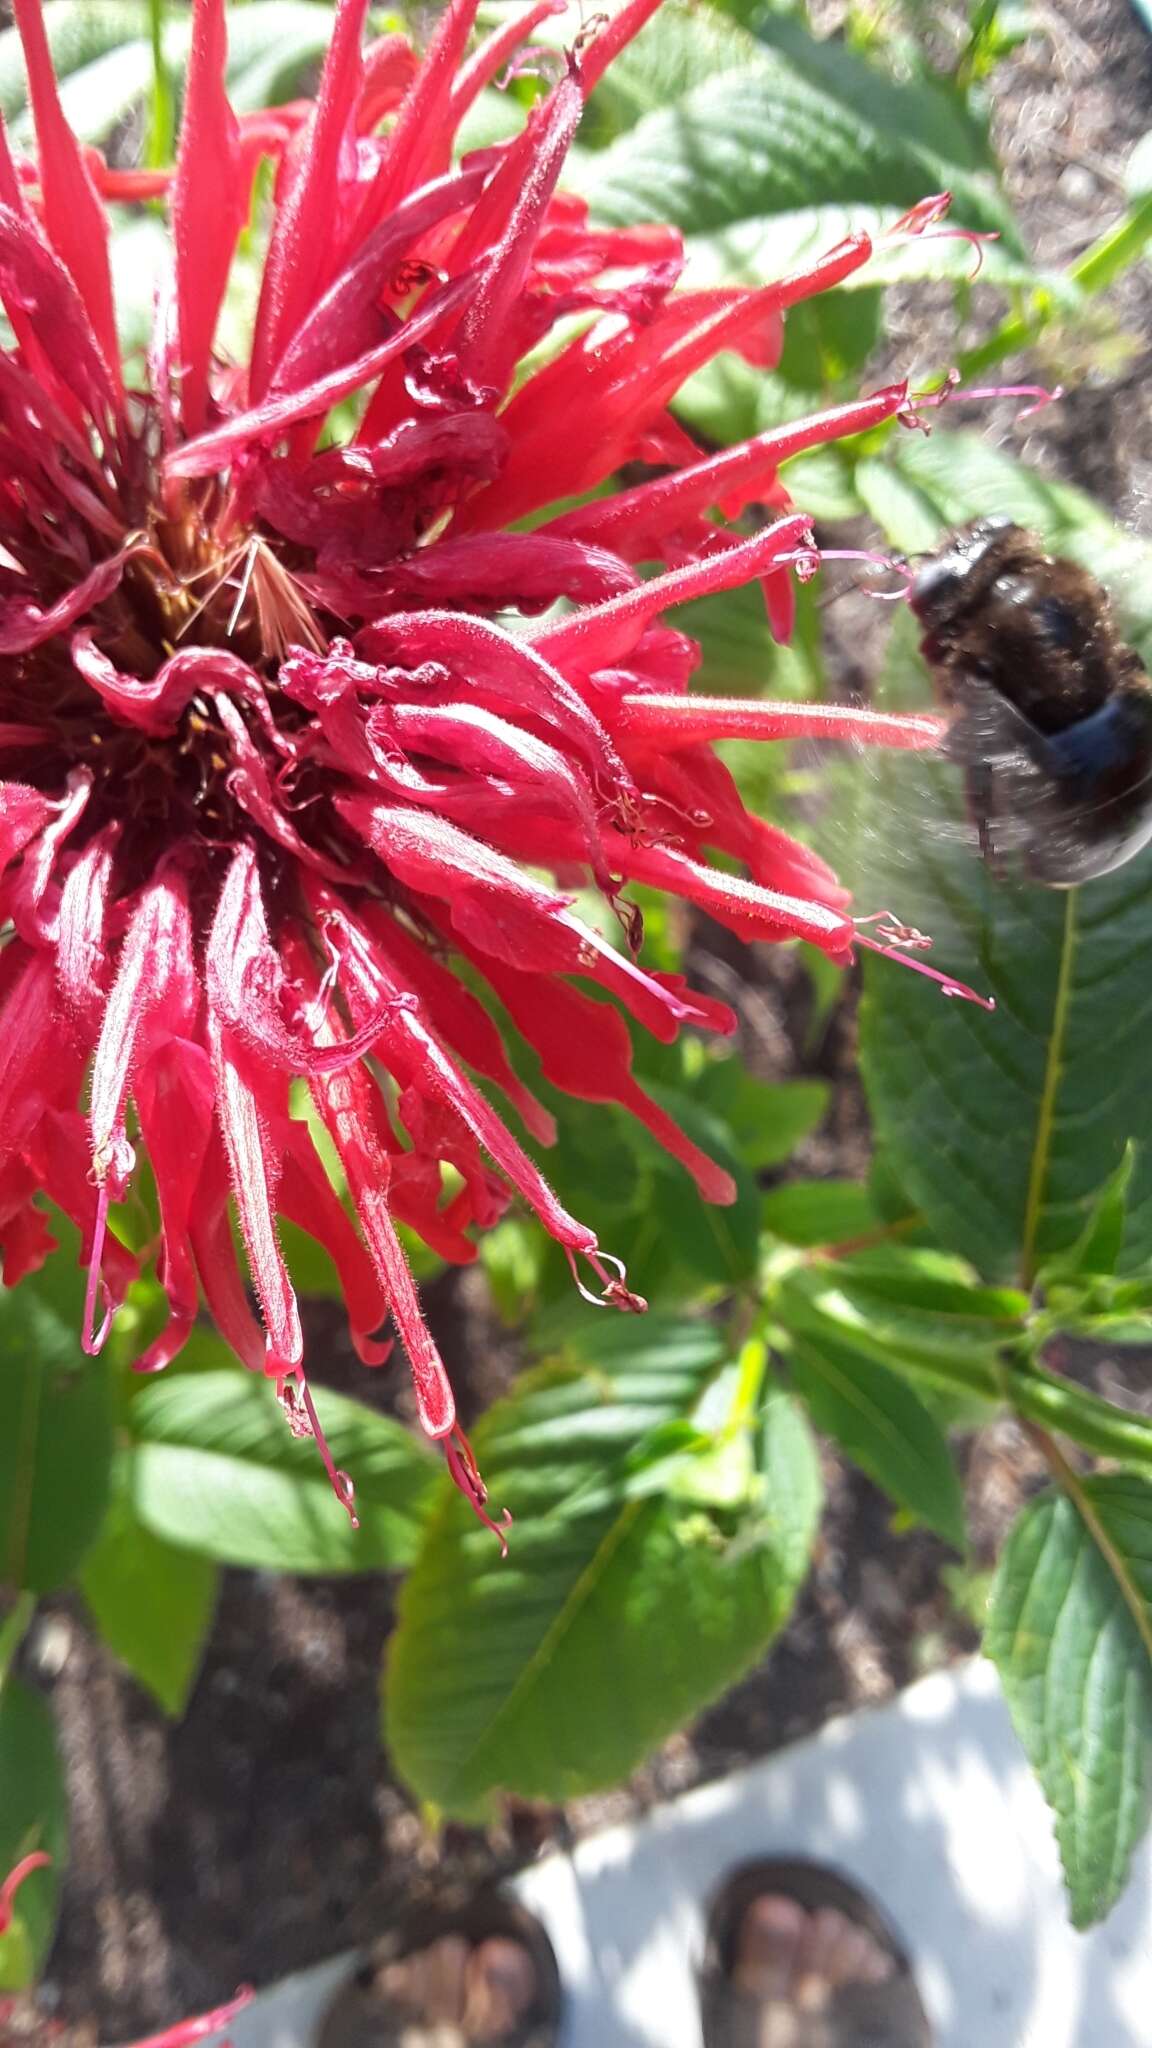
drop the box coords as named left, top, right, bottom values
left=822, top=1318, right=1152, bottom=1475
left=1070, top=192, right=1152, bottom=296
left=953, top=193, right=1152, bottom=382
left=1011, top=1359, right=1152, bottom=1471
left=147, top=0, right=175, bottom=171
left=724, top=1333, right=769, bottom=1438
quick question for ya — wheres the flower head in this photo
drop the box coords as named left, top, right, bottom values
left=0, top=0, right=943, bottom=1527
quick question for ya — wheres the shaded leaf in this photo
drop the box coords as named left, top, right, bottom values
left=0, top=1265, right=113, bottom=1594
left=0, top=3, right=158, bottom=126
left=0, top=1680, right=66, bottom=1990
left=574, top=0, right=770, bottom=148
left=641, top=1084, right=763, bottom=1289
left=986, top=1475, right=1152, bottom=1927
left=784, top=1323, right=966, bottom=1548
left=224, top=1, right=339, bottom=113
left=711, top=1080, right=830, bottom=1171
left=80, top=1464, right=218, bottom=1717
left=1036, top=1150, right=1137, bottom=1295
left=762, top=1178, right=878, bottom=1248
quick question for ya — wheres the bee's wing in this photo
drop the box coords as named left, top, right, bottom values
left=943, top=673, right=1061, bottom=859
left=943, top=672, right=1048, bottom=773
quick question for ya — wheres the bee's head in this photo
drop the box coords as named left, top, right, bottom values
left=908, top=517, right=1021, bottom=631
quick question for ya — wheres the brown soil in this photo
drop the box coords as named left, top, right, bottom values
left=11, top=1, right=1152, bottom=2038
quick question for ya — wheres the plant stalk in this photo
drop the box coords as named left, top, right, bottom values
left=147, top=0, right=175, bottom=171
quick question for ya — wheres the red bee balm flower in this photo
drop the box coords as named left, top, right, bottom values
left=0, top=0, right=944, bottom=1532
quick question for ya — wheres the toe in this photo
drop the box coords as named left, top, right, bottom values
left=461, top=1938, right=538, bottom=2043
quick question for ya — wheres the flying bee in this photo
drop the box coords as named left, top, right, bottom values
left=908, top=517, right=1152, bottom=887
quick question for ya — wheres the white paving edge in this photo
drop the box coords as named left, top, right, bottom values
left=211, top=1658, right=1151, bottom=2048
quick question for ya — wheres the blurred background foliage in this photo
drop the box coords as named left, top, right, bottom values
left=4, top=0, right=1152, bottom=1996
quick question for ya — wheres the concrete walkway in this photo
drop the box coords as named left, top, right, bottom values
left=221, top=1659, right=1152, bottom=2048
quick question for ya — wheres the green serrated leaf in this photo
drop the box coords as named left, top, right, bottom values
left=682, top=203, right=1037, bottom=297
left=784, top=1323, right=966, bottom=1547
left=0, top=1265, right=114, bottom=1594
left=576, top=31, right=1020, bottom=248
left=779, top=1256, right=1027, bottom=1392
left=987, top=1475, right=1152, bottom=1927
left=384, top=1324, right=817, bottom=1816
left=769, top=1254, right=1152, bottom=1453
left=0, top=1680, right=66, bottom=1990
left=860, top=810, right=1152, bottom=1286
left=796, top=1257, right=1030, bottom=1335
left=129, top=1372, right=437, bottom=1575
left=755, top=1379, right=824, bottom=1580
left=80, top=1463, right=218, bottom=1718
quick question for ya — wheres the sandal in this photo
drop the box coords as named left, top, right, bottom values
left=699, top=1857, right=933, bottom=2048
left=314, top=1893, right=561, bottom=2048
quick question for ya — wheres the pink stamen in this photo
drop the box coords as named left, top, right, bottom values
left=0, top=1851, right=52, bottom=1933
left=945, top=381, right=1064, bottom=419
left=444, top=1424, right=512, bottom=1554
left=854, top=913, right=995, bottom=1011
left=566, top=1245, right=648, bottom=1312
left=284, top=1376, right=359, bottom=1527
left=497, top=45, right=564, bottom=88
left=82, top=1178, right=115, bottom=1354
left=771, top=546, right=912, bottom=600
left=886, top=191, right=999, bottom=281
left=901, top=367, right=1063, bottom=428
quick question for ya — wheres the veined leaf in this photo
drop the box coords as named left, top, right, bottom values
left=577, top=41, right=1021, bottom=245
left=987, top=1475, right=1152, bottom=1927
left=784, top=1325, right=965, bottom=1548
left=129, top=1372, right=437, bottom=1575
left=384, top=1321, right=819, bottom=1816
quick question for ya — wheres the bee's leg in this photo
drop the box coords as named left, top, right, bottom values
left=964, top=764, right=1006, bottom=876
